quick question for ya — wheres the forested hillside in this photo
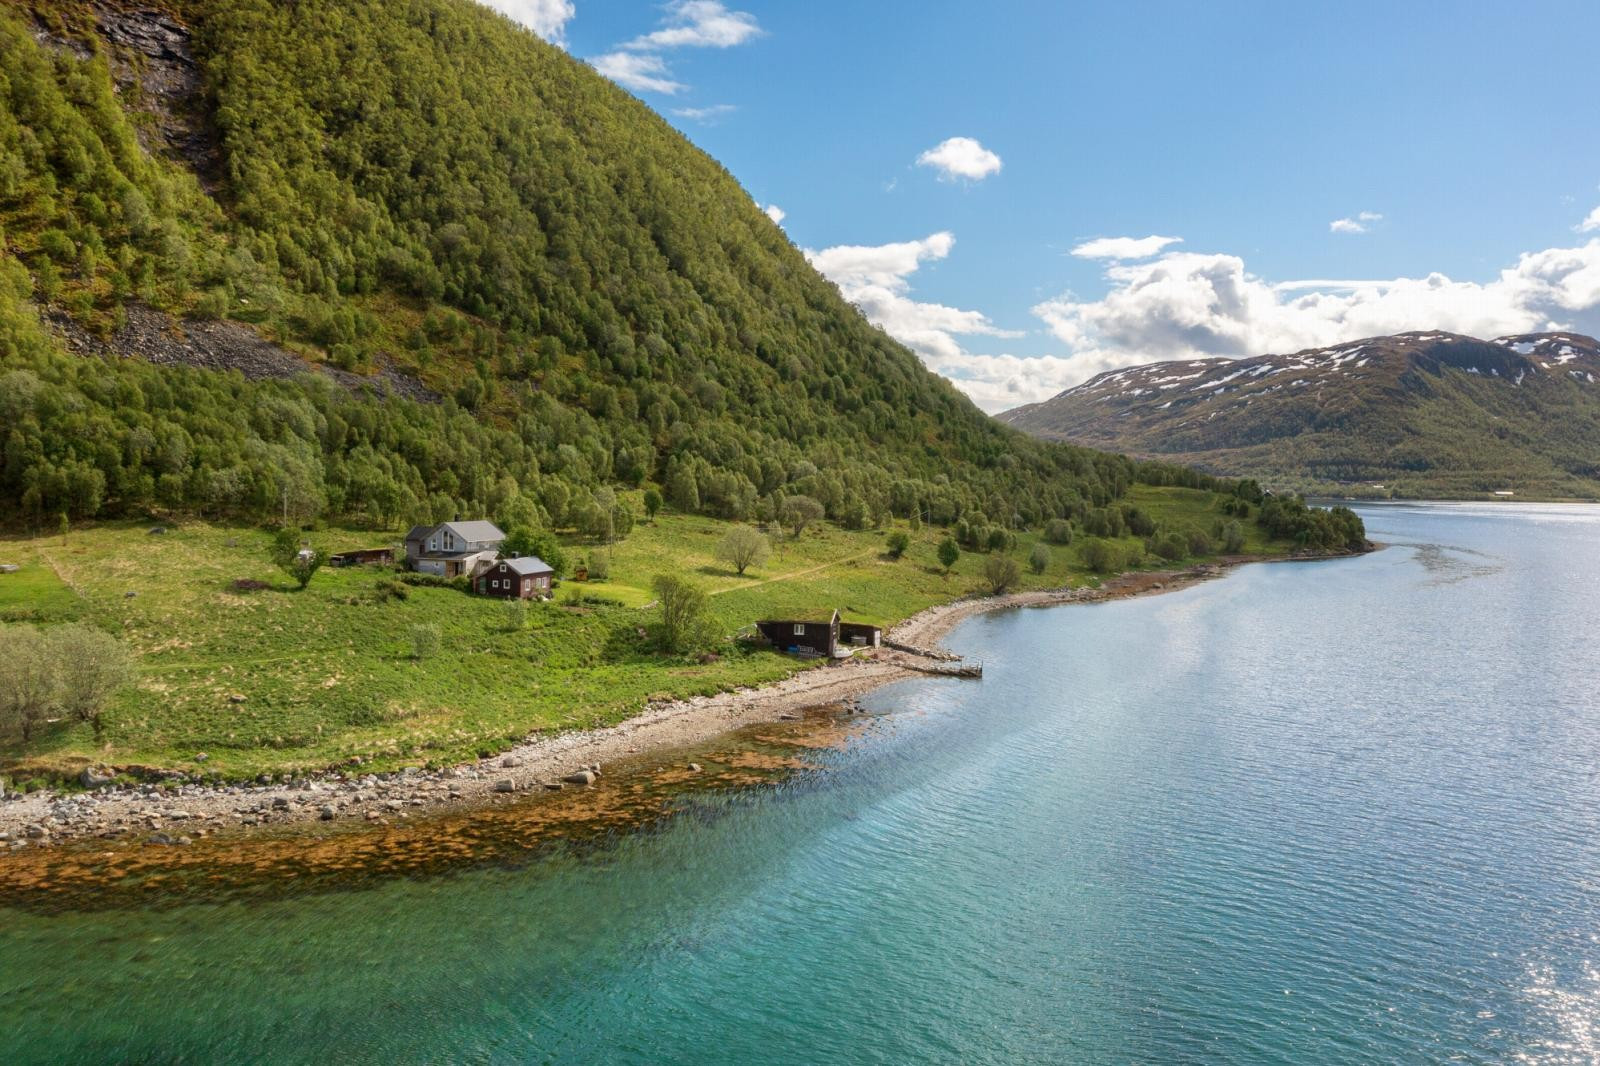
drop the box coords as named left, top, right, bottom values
left=1001, top=332, right=1600, bottom=500
left=0, top=0, right=1230, bottom=535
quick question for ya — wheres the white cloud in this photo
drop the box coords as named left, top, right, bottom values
left=916, top=137, right=1002, bottom=182
left=591, top=52, right=686, bottom=94
left=672, top=103, right=737, bottom=122
left=622, top=1, right=763, bottom=50
left=1578, top=206, right=1600, bottom=233
left=1330, top=211, right=1383, bottom=234
left=475, top=0, right=575, bottom=43
left=593, top=2, right=761, bottom=96
left=1071, top=235, right=1182, bottom=260
left=763, top=204, right=785, bottom=225
left=807, top=231, right=1044, bottom=411
left=919, top=351, right=1089, bottom=413
left=1030, top=239, right=1600, bottom=388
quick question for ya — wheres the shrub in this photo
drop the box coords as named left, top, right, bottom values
left=371, top=578, right=410, bottom=603
left=409, top=623, right=442, bottom=660
left=717, top=525, right=770, bottom=575
left=1219, top=519, right=1246, bottom=554
left=1043, top=519, right=1074, bottom=545
left=586, top=549, right=610, bottom=581
left=652, top=574, right=715, bottom=654
left=1186, top=530, right=1214, bottom=557
left=1028, top=542, right=1050, bottom=574
left=1151, top=531, right=1188, bottom=561
left=50, top=624, right=132, bottom=740
left=501, top=598, right=527, bottom=631
left=885, top=530, right=910, bottom=558
left=1079, top=538, right=1120, bottom=573
left=779, top=495, right=824, bottom=538
left=937, top=537, right=960, bottom=574
left=231, top=578, right=271, bottom=592
left=982, top=554, right=1022, bottom=594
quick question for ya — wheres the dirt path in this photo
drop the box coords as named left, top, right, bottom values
left=707, top=545, right=878, bottom=596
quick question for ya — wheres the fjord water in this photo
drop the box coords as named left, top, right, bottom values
left=5, top=504, right=1600, bottom=1064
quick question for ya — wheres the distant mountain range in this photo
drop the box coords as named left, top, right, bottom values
left=999, top=332, right=1600, bottom=499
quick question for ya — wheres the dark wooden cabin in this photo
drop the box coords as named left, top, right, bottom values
left=330, top=547, right=396, bottom=567
left=755, top=610, right=882, bottom=658
left=475, top=556, right=555, bottom=599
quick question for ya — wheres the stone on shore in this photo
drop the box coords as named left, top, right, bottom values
left=501, top=755, right=523, bottom=768
left=563, top=770, right=596, bottom=786
left=494, top=779, right=517, bottom=793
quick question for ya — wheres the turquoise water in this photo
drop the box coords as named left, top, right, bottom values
left=5, top=503, right=1600, bottom=1064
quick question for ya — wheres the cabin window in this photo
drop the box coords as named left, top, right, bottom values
left=794, top=624, right=805, bottom=636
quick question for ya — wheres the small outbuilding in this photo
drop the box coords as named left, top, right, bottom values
left=755, top=609, right=881, bottom=658
left=330, top=547, right=396, bottom=567
left=475, top=556, right=555, bottom=600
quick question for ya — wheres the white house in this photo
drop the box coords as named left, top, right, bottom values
left=403, top=520, right=506, bottom=578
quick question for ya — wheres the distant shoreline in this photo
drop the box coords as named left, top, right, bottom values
left=0, top=549, right=1366, bottom=855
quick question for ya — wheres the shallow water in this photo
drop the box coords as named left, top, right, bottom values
left=4, top=502, right=1599, bottom=1064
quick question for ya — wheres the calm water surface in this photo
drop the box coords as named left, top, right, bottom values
left=4, top=503, right=1600, bottom=1064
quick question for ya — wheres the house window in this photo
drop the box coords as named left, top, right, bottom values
left=794, top=624, right=805, bottom=636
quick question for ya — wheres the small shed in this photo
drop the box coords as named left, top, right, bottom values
left=475, top=556, right=555, bottom=600
left=330, top=547, right=396, bottom=567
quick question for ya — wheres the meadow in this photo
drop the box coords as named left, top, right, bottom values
left=0, top=487, right=1282, bottom=783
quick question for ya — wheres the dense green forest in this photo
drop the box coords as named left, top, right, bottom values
left=0, top=0, right=1355, bottom=550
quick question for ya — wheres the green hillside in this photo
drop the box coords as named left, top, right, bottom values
left=0, top=0, right=1214, bottom=531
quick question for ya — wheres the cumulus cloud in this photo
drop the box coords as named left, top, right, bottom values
left=1330, top=210, right=1384, bottom=234
left=622, top=0, right=763, bottom=50
left=806, top=231, right=1056, bottom=411
left=1031, top=239, right=1600, bottom=387
left=591, top=52, right=685, bottom=94
left=916, top=137, right=1003, bottom=182
left=592, top=2, right=761, bottom=95
left=672, top=103, right=737, bottom=122
left=1578, top=205, right=1600, bottom=233
left=1071, top=235, right=1182, bottom=260
left=476, top=0, right=575, bottom=43
left=763, top=204, right=786, bottom=225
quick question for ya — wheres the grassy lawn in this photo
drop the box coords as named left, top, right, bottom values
left=0, top=486, right=1277, bottom=782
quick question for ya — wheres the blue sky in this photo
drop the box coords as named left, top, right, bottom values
left=482, top=1, right=1600, bottom=410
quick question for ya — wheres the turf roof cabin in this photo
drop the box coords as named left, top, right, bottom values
left=475, top=556, right=555, bottom=600
left=756, top=610, right=882, bottom=659
left=404, top=520, right=505, bottom=578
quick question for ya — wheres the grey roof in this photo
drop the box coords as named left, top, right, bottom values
left=437, top=520, right=505, bottom=543
left=404, top=525, right=433, bottom=543
left=501, top=556, right=553, bottom=576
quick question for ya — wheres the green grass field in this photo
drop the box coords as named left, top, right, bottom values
left=0, top=487, right=1280, bottom=781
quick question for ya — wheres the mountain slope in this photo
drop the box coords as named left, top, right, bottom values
left=0, top=0, right=1222, bottom=531
left=1000, top=332, right=1600, bottom=499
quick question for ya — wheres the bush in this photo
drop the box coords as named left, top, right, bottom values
left=371, top=578, right=410, bottom=603
left=779, top=496, right=825, bottom=538
left=501, top=598, right=527, bottom=631
left=1043, top=519, right=1074, bottom=545
left=409, top=623, right=442, bottom=660
left=982, top=554, right=1022, bottom=594
left=1079, top=539, right=1120, bottom=573
left=586, top=549, right=610, bottom=581
left=717, top=525, right=770, bottom=575
left=0, top=623, right=132, bottom=743
left=1186, top=530, right=1214, bottom=557
left=1219, top=520, right=1246, bottom=554
left=885, top=530, right=910, bottom=558
left=1151, top=531, right=1188, bottom=561
left=937, top=536, right=960, bottom=573
left=652, top=574, right=716, bottom=654
left=1028, top=542, right=1050, bottom=574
